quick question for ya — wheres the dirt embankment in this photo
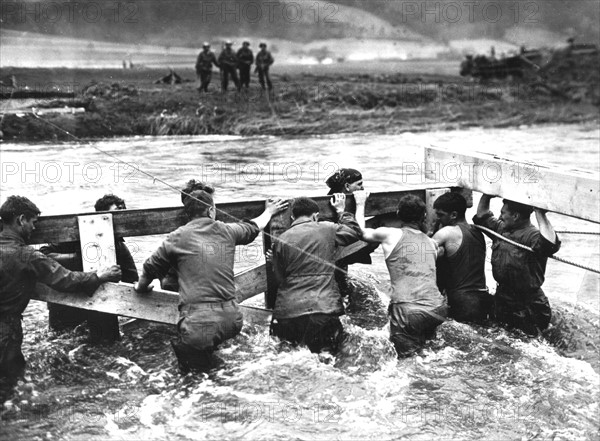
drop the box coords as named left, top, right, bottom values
left=1, top=66, right=598, bottom=142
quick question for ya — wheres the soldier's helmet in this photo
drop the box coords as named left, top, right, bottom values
left=225, top=40, right=233, bottom=46
left=243, top=40, right=250, bottom=46
left=202, top=42, right=210, bottom=48
left=259, top=42, right=267, bottom=48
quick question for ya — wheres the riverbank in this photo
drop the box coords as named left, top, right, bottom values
left=1, top=66, right=598, bottom=142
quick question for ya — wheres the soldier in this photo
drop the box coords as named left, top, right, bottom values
left=0, top=196, right=121, bottom=399
left=218, top=40, right=241, bottom=93
left=195, top=42, right=220, bottom=93
left=237, top=41, right=254, bottom=90
left=256, top=42, right=274, bottom=91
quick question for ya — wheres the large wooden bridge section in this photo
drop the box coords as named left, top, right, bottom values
left=29, top=148, right=600, bottom=325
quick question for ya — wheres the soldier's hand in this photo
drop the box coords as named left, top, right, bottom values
left=266, top=198, right=288, bottom=215
left=330, top=193, right=346, bottom=214
left=98, top=265, right=121, bottom=283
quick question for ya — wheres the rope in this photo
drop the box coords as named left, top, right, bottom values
left=29, top=111, right=353, bottom=278
left=474, top=224, right=600, bottom=274
left=555, top=231, right=600, bottom=235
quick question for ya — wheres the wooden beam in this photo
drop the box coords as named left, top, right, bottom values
left=29, top=188, right=452, bottom=244
left=32, top=269, right=271, bottom=325
left=425, top=147, right=600, bottom=224
left=77, top=214, right=117, bottom=271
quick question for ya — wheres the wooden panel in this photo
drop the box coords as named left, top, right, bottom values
left=32, top=271, right=271, bottom=325
left=425, top=147, right=600, bottom=223
left=77, top=214, right=117, bottom=272
left=28, top=189, right=454, bottom=244
left=235, top=264, right=268, bottom=302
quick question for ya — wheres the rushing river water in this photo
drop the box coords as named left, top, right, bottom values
left=1, top=123, right=599, bottom=440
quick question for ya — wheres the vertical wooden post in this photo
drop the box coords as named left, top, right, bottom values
left=77, top=214, right=117, bottom=272
left=263, top=200, right=292, bottom=309
left=425, top=188, right=451, bottom=234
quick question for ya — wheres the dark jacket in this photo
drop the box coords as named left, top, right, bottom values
left=272, top=213, right=360, bottom=319
left=143, top=218, right=259, bottom=304
left=473, top=212, right=561, bottom=295
left=256, top=50, right=274, bottom=70
left=218, top=48, right=238, bottom=69
left=196, top=51, right=219, bottom=73
left=237, top=47, right=254, bottom=66
left=0, top=230, right=101, bottom=316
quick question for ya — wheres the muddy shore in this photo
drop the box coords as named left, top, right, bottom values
left=1, top=66, right=598, bottom=142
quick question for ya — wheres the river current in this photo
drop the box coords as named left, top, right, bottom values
left=1, top=123, right=599, bottom=440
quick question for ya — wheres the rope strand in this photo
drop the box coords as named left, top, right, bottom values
left=474, top=224, right=600, bottom=274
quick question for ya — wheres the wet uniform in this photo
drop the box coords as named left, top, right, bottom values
left=436, top=223, right=492, bottom=323
left=256, top=50, right=274, bottom=91
left=0, top=230, right=102, bottom=397
left=195, top=50, right=219, bottom=92
left=386, top=229, right=448, bottom=357
left=473, top=212, right=560, bottom=335
left=41, top=238, right=138, bottom=342
left=143, top=217, right=259, bottom=371
left=236, top=47, right=254, bottom=89
left=271, top=213, right=360, bottom=353
left=217, top=48, right=241, bottom=92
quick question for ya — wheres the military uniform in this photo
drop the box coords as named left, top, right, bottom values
left=0, top=230, right=102, bottom=397
left=256, top=49, right=274, bottom=91
left=217, top=47, right=241, bottom=92
left=195, top=49, right=220, bottom=92
left=237, top=46, right=254, bottom=89
left=473, top=212, right=561, bottom=335
left=271, top=213, right=360, bottom=353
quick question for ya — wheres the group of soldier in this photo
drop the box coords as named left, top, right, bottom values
left=195, top=40, right=274, bottom=94
left=0, top=169, right=560, bottom=393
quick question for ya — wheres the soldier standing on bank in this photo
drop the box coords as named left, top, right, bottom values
left=256, top=42, right=274, bottom=92
left=237, top=41, right=254, bottom=91
left=195, top=42, right=220, bottom=93
left=218, top=41, right=241, bottom=93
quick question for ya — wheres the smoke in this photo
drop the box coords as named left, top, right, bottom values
left=1, top=0, right=598, bottom=46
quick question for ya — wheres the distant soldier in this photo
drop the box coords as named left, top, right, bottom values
left=218, top=40, right=241, bottom=93
left=237, top=41, right=254, bottom=90
left=256, top=42, right=274, bottom=91
left=195, top=42, right=220, bottom=93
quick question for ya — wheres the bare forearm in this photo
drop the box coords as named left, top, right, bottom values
left=477, top=194, right=492, bottom=217
left=535, top=210, right=557, bottom=243
left=251, top=211, right=272, bottom=231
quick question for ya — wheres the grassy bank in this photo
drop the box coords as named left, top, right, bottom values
left=1, top=67, right=598, bottom=142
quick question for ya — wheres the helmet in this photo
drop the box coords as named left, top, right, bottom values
left=243, top=40, right=250, bottom=45
left=202, top=42, right=210, bottom=48
left=259, top=42, right=267, bottom=48
left=225, top=40, right=233, bottom=46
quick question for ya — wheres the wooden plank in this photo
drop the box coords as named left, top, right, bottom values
left=77, top=214, right=117, bottom=272
left=32, top=268, right=271, bottom=326
left=235, top=265, right=268, bottom=302
left=29, top=189, right=453, bottom=244
left=425, top=147, right=600, bottom=224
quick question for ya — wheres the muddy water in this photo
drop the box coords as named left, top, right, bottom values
left=1, top=123, right=598, bottom=440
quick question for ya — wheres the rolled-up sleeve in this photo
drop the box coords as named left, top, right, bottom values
left=472, top=211, right=503, bottom=233
left=531, top=232, right=561, bottom=258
